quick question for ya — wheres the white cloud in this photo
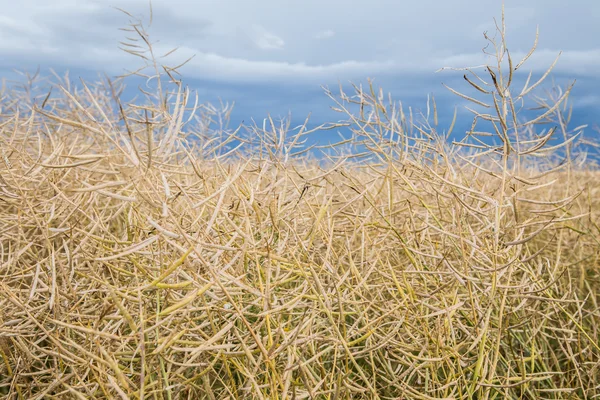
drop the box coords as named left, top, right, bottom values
left=113, top=43, right=398, bottom=83
left=249, top=24, right=285, bottom=50
left=0, top=15, right=43, bottom=35
left=435, top=49, right=600, bottom=77
left=314, top=30, right=335, bottom=40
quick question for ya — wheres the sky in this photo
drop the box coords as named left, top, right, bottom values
left=1, top=0, right=599, bottom=157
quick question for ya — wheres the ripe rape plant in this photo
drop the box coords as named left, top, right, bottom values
left=0, top=5, right=598, bottom=400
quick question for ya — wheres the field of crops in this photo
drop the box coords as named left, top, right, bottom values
left=0, top=9, right=599, bottom=400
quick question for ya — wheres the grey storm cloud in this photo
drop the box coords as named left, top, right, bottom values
left=1, top=0, right=599, bottom=136
left=1, top=0, right=599, bottom=83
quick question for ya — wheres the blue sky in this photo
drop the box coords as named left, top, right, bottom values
left=1, top=0, right=599, bottom=157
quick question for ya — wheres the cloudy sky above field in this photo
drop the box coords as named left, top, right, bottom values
left=1, top=0, right=599, bottom=145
